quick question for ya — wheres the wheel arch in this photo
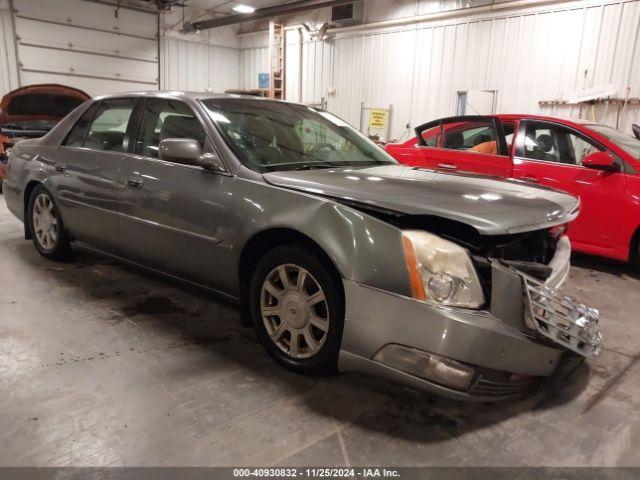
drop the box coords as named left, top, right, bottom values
left=630, top=225, right=640, bottom=263
left=22, top=180, right=43, bottom=240
left=237, top=227, right=345, bottom=327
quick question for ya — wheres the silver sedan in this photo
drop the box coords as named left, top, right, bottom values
left=2, top=91, right=602, bottom=400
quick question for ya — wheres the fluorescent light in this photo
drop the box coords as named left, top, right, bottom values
left=233, top=4, right=255, bottom=13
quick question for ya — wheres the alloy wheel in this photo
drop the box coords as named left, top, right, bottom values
left=32, top=193, right=58, bottom=251
left=260, top=263, right=330, bottom=359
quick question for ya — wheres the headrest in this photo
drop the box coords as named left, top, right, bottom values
left=535, top=134, right=554, bottom=153
left=445, top=132, right=464, bottom=149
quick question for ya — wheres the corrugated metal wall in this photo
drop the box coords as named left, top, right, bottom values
left=161, top=36, right=240, bottom=93
left=0, top=0, right=19, bottom=95
left=240, top=0, right=640, bottom=140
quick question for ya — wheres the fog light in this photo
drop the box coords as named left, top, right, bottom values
left=373, top=344, right=474, bottom=391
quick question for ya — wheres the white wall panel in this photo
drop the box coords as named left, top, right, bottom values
left=0, top=0, right=19, bottom=96
left=160, top=36, right=240, bottom=93
left=11, top=0, right=158, bottom=95
left=240, top=46, right=268, bottom=89
left=239, top=0, right=640, bottom=140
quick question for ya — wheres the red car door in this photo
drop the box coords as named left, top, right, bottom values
left=385, top=137, right=438, bottom=169
left=387, top=117, right=514, bottom=177
left=512, top=120, right=627, bottom=254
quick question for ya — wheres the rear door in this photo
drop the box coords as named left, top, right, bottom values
left=54, top=97, right=137, bottom=253
left=513, top=120, right=627, bottom=251
left=412, top=116, right=513, bottom=177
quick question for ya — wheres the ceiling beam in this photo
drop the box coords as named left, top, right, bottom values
left=186, top=0, right=354, bottom=30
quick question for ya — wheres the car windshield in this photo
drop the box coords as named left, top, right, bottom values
left=588, top=124, right=640, bottom=159
left=202, top=98, right=397, bottom=172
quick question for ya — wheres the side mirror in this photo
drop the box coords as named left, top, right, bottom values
left=158, top=138, right=225, bottom=171
left=582, top=151, right=620, bottom=172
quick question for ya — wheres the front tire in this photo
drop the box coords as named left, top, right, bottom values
left=27, top=185, right=73, bottom=261
left=249, top=245, right=344, bottom=375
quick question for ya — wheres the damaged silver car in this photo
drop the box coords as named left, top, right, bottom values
left=2, top=92, right=602, bottom=400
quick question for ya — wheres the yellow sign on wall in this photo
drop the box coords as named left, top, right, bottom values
left=369, top=109, right=388, bottom=128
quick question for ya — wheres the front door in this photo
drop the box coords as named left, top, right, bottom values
left=513, top=120, right=627, bottom=253
left=54, top=98, right=137, bottom=253
left=412, top=116, right=514, bottom=177
left=117, top=97, right=233, bottom=288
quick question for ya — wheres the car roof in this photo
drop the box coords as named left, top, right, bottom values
left=92, top=90, right=304, bottom=106
left=494, top=113, right=600, bottom=127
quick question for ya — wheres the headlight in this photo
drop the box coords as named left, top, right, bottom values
left=402, top=230, right=485, bottom=308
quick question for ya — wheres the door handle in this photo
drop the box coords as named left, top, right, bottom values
left=54, top=163, right=66, bottom=173
left=437, top=163, right=458, bottom=170
left=125, top=177, right=143, bottom=189
left=520, top=176, right=539, bottom=183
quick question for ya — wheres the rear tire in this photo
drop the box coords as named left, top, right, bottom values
left=27, top=185, right=73, bottom=261
left=249, top=245, right=344, bottom=375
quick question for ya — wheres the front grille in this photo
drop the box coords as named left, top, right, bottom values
left=470, top=376, right=537, bottom=397
left=521, top=270, right=602, bottom=357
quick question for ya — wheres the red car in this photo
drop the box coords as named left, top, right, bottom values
left=386, top=114, right=640, bottom=263
left=0, top=84, right=90, bottom=186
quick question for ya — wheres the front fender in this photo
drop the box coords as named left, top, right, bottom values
left=232, top=177, right=413, bottom=297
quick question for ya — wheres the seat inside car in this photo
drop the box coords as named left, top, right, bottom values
left=85, top=130, right=125, bottom=151
left=445, top=132, right=464, bottom=149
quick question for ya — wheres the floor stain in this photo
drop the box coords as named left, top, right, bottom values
left=131, top=295, right=187, bottom=316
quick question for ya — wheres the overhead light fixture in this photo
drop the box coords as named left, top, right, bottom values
left=232, top=4, right=255, bottom=13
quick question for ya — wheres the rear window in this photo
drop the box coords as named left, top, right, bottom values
left=6, top=94, right=84, bottom=118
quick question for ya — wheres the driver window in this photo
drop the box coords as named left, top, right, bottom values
left=135, top=98, right=206, bottom=159
left=519, top=122, right=601, bottom=165
left=571, top=135, right=600, bottom=165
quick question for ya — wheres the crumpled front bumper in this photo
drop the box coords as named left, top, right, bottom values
left=338, top=236, right=601, bottom=401
left=338, top=279, right=566, bottom=401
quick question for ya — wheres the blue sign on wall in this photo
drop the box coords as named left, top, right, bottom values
left=258, top=73, right=270, bottom=89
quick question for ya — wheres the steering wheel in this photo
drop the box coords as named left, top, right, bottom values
left=310, top=143, right=337, bottom=152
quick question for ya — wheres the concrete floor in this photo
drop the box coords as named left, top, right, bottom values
left=0, top=199, right=639, bottom=467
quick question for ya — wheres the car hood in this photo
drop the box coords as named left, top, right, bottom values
left=0, top=84, right=90, bottom=126
left=263, top=165, right=580, bottom=235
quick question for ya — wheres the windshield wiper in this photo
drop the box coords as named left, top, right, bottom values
left=295, top=162, right=337, bottom=171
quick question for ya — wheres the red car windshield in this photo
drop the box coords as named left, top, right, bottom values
left=588, top=124, right=640, bottom=159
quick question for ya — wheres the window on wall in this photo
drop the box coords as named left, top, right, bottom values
left=135, top=98, right=206, bottom=159
left=64, top=98, right=136, bottom=152
left=518, top=122, right=601, bottom=165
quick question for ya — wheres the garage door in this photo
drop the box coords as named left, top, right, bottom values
left=12, top=0, right=158, bottom=96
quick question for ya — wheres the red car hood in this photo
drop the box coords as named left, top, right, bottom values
left=0, top=84, right=90, bottom=125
